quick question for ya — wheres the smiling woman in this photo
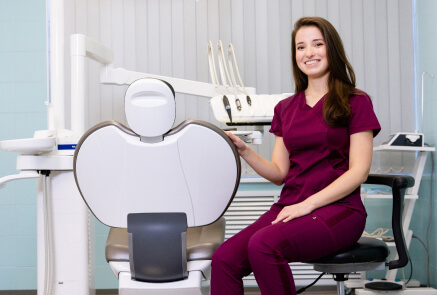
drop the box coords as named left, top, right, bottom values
left=212, top=16, right=380, bottom=295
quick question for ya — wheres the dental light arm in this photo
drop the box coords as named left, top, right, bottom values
left=71, top=34, right=286, bottom=145
left=71, top=34, right=245, bottom=99
left=71, top=34, right=256, bottom=135
left=101, top=66, right=219, bottom=98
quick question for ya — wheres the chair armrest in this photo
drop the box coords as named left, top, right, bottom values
left=364, top=174, right=415, bottom=270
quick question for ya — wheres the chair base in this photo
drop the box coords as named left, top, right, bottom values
left=313, top=261, right=386, bottom=274
left=365, top=281, right=404, bottom=291
left=336, top=280, right=345, bottom=295
left=111, top=261, right=211, bottom=295
left=356, top=287, right=437, bottom=295
left=119, top=271, right=209, bottom=295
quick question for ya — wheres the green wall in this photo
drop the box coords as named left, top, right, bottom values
left=0, top=0, right=46, bottom=290
left=410, top=0, right=437, bottom=287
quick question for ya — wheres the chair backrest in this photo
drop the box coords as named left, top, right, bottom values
left=73, top=79, right=241, bottom=228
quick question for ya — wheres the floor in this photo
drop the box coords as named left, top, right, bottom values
left=0, top=286, right=339, bottom=295
left=244, top=286, right=338, bottom=294
left=97, top=286, right=339, bottom=294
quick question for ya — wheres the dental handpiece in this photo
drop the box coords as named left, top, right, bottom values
left=246, top=95, right=252, bottom=106
left=235, top=98, right=242, bottom=111
left=223, top=95, right=233, bottom=123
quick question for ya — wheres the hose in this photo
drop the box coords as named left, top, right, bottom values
left=41, top=171, right=54, bottom=295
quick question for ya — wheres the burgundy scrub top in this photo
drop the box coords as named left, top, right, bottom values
left=269, top=91, right=381, bottom=215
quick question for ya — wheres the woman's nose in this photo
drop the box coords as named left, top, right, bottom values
left=306, top=47, right=315, bottom=57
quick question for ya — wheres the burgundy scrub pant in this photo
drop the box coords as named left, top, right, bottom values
left=211, top=204, right=366, bottom=295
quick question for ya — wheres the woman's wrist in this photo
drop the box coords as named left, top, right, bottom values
left=238, top=143, right=251, bottom=158
left=302, top=198, right=318, bottom=213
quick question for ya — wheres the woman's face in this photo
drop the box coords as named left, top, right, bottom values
left=295, top=26, right=329, bottom=80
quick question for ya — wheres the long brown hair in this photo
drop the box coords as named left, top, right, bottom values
left=291, top=17, right=357, bottom=126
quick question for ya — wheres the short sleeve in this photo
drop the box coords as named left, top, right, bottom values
left=349, top=94, right=381, bottom=137
left=269, top=101, right=283, bottom=136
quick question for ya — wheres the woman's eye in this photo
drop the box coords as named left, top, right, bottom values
left=297, top=46, right=304, bottom=50
left=316, top=43, right=324, bottom=47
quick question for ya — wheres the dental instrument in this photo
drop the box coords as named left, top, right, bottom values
left=223, top=95, right=233, bottom=123
left=227, top=43, right=252, bottom=106
left=208, top=40, right=291, bottom=145
left=207, top=41, right=226, bottom=96
left=217, top=41, right=241, bottom=111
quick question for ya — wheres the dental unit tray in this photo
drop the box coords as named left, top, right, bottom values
left=210, top=93, right=290, bottom=125
left=0, top=130, right=79, bottom=156
left=0, top=137, right=56, bottom=155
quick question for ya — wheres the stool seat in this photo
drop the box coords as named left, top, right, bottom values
left=309, top=237, right=389, bottom=274
left=310, top=237, right=389, bottom=265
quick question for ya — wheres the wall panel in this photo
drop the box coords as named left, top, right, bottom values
left=267, top=1, right=281, bottom=95
left=362, top=0, right=377, bottom=98
left=314, top=0, right=328, bottom=19
left=351, top=0, right=365, bottom=90
left=134, top=0, right=148, bottom=72
left=195, top=0, right=211, bottom=122
left=278, top=0, right=293, bottom=94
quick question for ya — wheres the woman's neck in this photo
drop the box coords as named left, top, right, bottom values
left=305, top=77, right=329, bottom=107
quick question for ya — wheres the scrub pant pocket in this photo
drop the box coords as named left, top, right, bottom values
left=312, top=205, right=366, bottom=253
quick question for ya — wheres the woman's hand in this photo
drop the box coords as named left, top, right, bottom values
left=225, top=132, right=290, bottom=186
left=225, top=131, right=249, bottom=156
left=271, top=202, right=314, bottom=224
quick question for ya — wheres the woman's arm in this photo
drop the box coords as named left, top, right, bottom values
left=272, top=129, right=373, bottom=224
left=226, top=132, right=290, bottom=185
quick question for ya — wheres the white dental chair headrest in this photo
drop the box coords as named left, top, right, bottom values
left=125, top=79, right=175, bottom=138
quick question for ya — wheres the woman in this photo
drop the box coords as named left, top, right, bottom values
left=211, top=16, right=381, bottom=295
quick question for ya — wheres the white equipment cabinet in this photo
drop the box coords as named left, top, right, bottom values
left=0, top=151, right=94, bottom=295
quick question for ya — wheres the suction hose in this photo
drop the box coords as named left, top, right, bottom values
left=41, top=171, right=54, bottom=295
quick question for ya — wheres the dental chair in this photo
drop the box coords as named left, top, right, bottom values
left=307, top=174, right=414, bottom=295
left=73, top=78, right=241, bottom=295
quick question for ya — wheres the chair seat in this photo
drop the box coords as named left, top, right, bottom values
left=105, top=217, right=225, bottom=263
left=309, top=236, right=389, bottom=265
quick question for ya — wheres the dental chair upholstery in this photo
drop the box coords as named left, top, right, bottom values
left=307, top=174, right=414, bottom=295
left=74, top=78, right=241, bottom=295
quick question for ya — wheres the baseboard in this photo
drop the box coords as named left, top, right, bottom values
left=0, top=291, right=36, bottom=295
left=0, top=290, right=118, bottom=295
left=0, top=287, right=339, bottom=295
left=96, top=290, right=118, bottom=294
